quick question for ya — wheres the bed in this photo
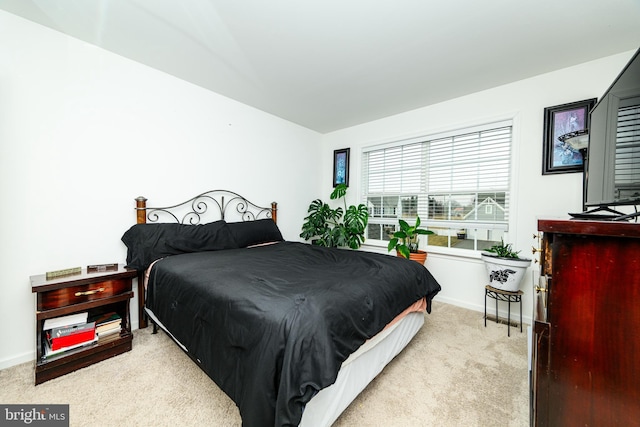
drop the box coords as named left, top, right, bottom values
left=122, top=190, right=441, bottom=427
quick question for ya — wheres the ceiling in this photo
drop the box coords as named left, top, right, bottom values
left=2, top=1, right=640, bottom=133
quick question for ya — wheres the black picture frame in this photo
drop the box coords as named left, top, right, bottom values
left=333, top=148, right=350, bottom=187
left=542, top=98, right=596, bottom=175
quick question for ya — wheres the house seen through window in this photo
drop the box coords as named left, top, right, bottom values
left=362, top=121, right=512, bottom=252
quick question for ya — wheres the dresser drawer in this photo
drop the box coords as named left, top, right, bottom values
left=37, top=278, right=131, bottom=311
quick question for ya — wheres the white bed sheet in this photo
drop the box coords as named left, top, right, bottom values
left=144, top=307, right=425, bottom=426
left=300, top=311, right=424, bottom=427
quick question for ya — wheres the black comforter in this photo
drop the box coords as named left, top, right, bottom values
left=146, top=241, right=441, bottom=426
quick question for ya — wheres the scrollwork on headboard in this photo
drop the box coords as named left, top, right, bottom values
left=135, top=190, right=277, bottom=225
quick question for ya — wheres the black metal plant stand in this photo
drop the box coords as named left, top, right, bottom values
left=484, top=285, right=523, bottom=337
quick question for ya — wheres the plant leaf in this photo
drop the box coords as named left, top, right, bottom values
left=398, top=245, right=410, bottom=259
left=415, top=229, right=434, bottom=235
left=387, top=238, right=398, bottom=251
left=330, top=183, right=347, bottom=200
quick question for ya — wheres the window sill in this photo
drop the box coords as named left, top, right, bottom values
left=360, top=242, right=483, bottom=261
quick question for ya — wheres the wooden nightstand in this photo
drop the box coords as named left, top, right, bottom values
left=31, top=265, right=136, bottom=385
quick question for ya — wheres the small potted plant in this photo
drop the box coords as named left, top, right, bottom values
left=481, top=239, right=531, bottom=292
left=387, top=216, right=434, bottom=264
left=300, top=184, right=369, bottom=249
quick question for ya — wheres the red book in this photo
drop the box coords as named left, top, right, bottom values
left=49, top=327, right=96, bottom=350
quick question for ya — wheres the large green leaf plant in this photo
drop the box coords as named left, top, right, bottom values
left=300, top=184, right=369, bottom=249
left=387, top=216, right=434, bottom=259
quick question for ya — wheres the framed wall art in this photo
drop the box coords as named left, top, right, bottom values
left=333, top=148, right=350, bottom=187
left=542, top=98, right=596, bottom=175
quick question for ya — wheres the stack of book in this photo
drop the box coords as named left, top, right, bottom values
left=92, top=312, right=122, bottom=343
left=43, top=312, right=97, bottom=358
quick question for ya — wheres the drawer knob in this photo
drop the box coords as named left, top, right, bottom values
left=75, top=287, right=105, bottom=297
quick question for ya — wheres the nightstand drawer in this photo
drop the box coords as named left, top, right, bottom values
left=37, top=279, right=131, bottom=311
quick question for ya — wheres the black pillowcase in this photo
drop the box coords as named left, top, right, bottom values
left=226, top=218, right=284, bottom=247
left=121, top=220, right=239, bottom=271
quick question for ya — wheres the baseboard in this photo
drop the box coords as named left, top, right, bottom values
left=0, top=350, right=34, bottom=371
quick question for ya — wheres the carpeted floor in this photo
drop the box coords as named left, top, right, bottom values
left=0, top=302, right=529, bottom=426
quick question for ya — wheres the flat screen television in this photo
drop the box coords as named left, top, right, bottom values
left=584, top=47, right=640, bottom=216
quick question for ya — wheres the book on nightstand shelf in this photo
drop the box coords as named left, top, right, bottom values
left=90, top=312, right=123, bottom=341
left=92, top=312, right=121, bottom=330
left=43, top=333, right=98, bottom=358
left=46, top=322, right=96, bottom=351
left=43, top=312, right=97, bottom=354
left=97, top=323, right=121, bottom=335
left=51, top=321, right=95, bottom=338
left=43, top=312, right=88, bottom=331
left=98, top=327, right=121, bottom=338
left=96, top=329, right=122, bottom=345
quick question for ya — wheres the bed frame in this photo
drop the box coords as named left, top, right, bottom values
left=130, top=190, right=427, bottom=426
left=133, top=190, right=277, bottom=328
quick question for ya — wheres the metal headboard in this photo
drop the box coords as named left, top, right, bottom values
left=135, top=190, right=277, bottom=225
left=132, top=190, right=278, bottom=329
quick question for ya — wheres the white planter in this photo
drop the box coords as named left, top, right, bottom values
left=481, top=253, right=531, bottom=292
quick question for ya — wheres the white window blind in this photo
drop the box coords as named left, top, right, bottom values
left=366, top=143, right=424, bottom=194
left=428, top=128, right=511, bottom=193
left=427, top=127, right=511, bottom=228
left=362, top=123, right=513, bottom=251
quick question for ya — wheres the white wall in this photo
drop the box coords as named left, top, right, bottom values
left=0, top=11, right=322, bottom=369
left=1, top=9, right=635, bottom=369
left=320, top=50, right=636, bottom=324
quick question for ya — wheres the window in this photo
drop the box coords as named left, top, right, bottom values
left=362, top=122, right=512, bottom=252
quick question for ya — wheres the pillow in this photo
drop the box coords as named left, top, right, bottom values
left=226, top=218, right=284, bottom=248
left=121, top=220, right=239, bottom=271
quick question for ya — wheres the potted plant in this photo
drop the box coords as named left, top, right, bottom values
left=481, top=239, right=531, bottom=292
left=387, top=216, right=434, bottom=264
left=300, top=184, right=369, bottom=249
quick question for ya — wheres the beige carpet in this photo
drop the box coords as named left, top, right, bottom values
left=0, top=303, right=529, bottom=426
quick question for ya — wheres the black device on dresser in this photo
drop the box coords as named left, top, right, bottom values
left=580, top=47, right=640, bottom=220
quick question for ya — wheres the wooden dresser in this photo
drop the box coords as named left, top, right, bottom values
left=531, top=219, right=640, bottom=426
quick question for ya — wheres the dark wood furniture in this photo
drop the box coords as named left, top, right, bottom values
left=531, top=219, right=640, bottom=426
left=31, top=265, right=136, bottom=385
